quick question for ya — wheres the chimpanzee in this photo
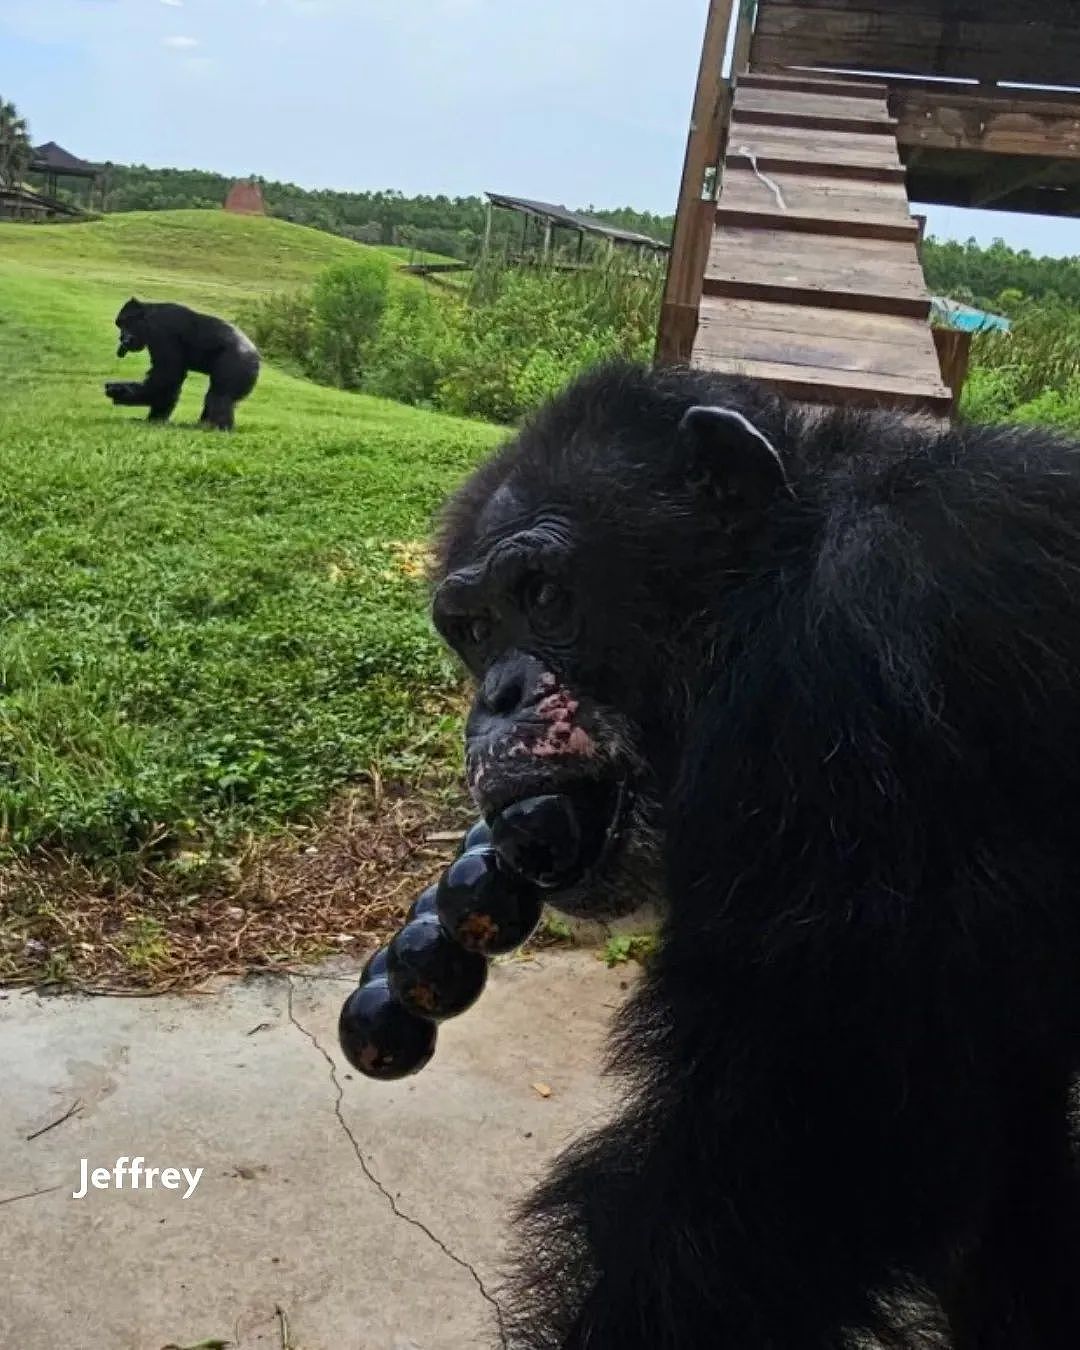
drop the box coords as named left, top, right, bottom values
left=431, top=363, right=1080, bottom=1349
left=104, top=297, right=260, bottom=430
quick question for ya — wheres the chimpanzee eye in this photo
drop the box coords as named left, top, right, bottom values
left=467, top=615, right=492, bottom=648
left=522, top=575, right=573, bottom=635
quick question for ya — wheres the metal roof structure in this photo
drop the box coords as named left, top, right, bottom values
left=485, top=192, right=669, bottom=252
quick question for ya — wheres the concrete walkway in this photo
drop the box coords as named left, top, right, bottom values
left=0, top=952, right=627, bottom=1350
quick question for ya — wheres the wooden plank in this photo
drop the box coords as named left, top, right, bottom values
left=750, top=6, right=1080, bottom=87
left=737, top=71, right=888, bottom=98
left=725, top=150, right=906, bottom=183
left=702, top=314, right=945, bottom=380
left=734, top=122, right=903, bottom=159
left=714, top=204, right=918, bottom=242
left=704, top=225, right=932, bottom=318
left=690, top=349, right=954, bottom=412
left=733, top=108, right=898, bottom=136
left=696, top=298, right=945, bottom=380
left=697, top=296, right=937, bottom=344
left=719, top=166, right=913, bottom=220
left=756, top=0, right=1073, bottom=21
left=728, top=125, right=901, bottom=168
left=709, top=224, right=928, bottom=273
left=734, top=87, right=894, bottom=122
left=893, top=89, right=1080, bottom=161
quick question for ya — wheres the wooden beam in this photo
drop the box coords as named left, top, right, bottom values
left=893, top=88, right=1080, bottom=161
left=905, top=166, right=1080, bottom=215
left=657, top=0, right=738, bottom=365
left=971, top=160, right=1055, bottom=208
left=749, top=3, right=1080, bottom=88
left=753, top=0, right=1074, bottom=20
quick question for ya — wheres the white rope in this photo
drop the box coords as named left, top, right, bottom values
left=735, top=145, right=788, bottom=211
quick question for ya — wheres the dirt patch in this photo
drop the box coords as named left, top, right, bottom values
left=0, top=781, right=478, bottom=994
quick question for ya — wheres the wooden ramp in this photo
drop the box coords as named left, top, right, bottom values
left=691, top=73, right=952, bottom=415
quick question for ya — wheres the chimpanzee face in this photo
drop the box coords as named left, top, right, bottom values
left=115, top=297, right=148, bottom=358
left=432, top=488, right=660, bottom=917
left=432, top=364, right=793, bottom=917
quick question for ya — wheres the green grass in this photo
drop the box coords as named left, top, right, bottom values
left=0, top=211, right=500, bottom=862
left=377, top=244, right=463, bottom=267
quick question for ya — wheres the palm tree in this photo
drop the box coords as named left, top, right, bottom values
left=0, top=98, right=32, bottom=188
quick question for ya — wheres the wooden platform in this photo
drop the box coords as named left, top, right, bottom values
left=691, top=73, right=952, bottom=415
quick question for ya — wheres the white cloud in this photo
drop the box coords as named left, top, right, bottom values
left=159, top=0, right=184, bottom=7
left=163, top=34, right=198, bottom=48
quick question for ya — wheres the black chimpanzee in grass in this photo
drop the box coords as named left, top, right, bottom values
left=104, top=297, right=260, bottom=430
left=432, top=362, right=1080, bottom=1349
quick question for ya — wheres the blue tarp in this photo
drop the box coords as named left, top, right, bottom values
left=931, top=297, right=1012, bottom=334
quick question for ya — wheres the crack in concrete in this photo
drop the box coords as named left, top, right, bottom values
left=0, top=1182, right=64, bottom=1207
left=284, top=976, right=509, bottom=1349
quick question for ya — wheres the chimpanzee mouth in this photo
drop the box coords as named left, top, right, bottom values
left=486, top=777, right=632, bottom=892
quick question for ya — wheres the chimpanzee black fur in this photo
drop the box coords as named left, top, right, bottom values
left=432, top=362, right=1080, bottom=1349
left=104, top=297, right=260, bottom=430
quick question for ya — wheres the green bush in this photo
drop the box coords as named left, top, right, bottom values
left=311, top=255, right=392, bottom=390
left=431, top=255, right=662, bottom=423
left=249, top=253, right=662, bottom=424
left=963, top=299, right=1080, bottom=427
left=364, top=286, right=456, bottom=407
left=237, top=289, right=315, bottom=377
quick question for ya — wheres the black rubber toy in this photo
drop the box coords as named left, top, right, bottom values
left=338, top=793, right=592, bottom=1081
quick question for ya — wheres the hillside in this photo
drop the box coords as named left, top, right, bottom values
left=0, top=210, right=499, bottom=890
left=0, top=208, right=434, bottom=307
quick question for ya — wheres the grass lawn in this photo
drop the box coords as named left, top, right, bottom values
left=0, top=211, right=501, bottom=984
left=377, top=244, right=464, bottom=267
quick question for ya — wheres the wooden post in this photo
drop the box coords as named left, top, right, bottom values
left=730, top=0, right=757, bottom=79
left=656, top=0, right=738, bottom=366
left=933, top=328, right=974, bottom=416
left=542, top=219, right=553, bottom=263
left=482, top=199, right=494, bottom=261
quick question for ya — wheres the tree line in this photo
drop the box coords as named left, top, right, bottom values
left=98, top=164, right=675, bottom=262
left=922, top=235, right=1080, bottom=312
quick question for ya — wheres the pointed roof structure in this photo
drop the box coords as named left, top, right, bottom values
left=29, top=142, right=100, bottom=178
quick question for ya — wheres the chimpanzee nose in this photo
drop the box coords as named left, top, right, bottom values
left=479, top=652, right=550, bottom=719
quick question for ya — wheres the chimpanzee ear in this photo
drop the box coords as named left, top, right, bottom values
left=676, top=405, right=792, bottom=507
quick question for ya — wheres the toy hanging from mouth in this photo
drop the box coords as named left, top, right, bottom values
left=338, top=793, right=591, bottom=1081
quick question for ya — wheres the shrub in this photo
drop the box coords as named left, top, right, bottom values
left=237, top=289, right=315, bottom=376
left=963, top=299, right=1080, bottom=426
left=311, top=255, right=391, bottom=390
left=248, top=252, right=663, bottom=424
left=363, top=287, right=456, bottom=407
left=430, top=255, right=662, bottom=423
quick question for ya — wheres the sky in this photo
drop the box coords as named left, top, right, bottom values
left=1, top=0, right=1077, bottom=258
